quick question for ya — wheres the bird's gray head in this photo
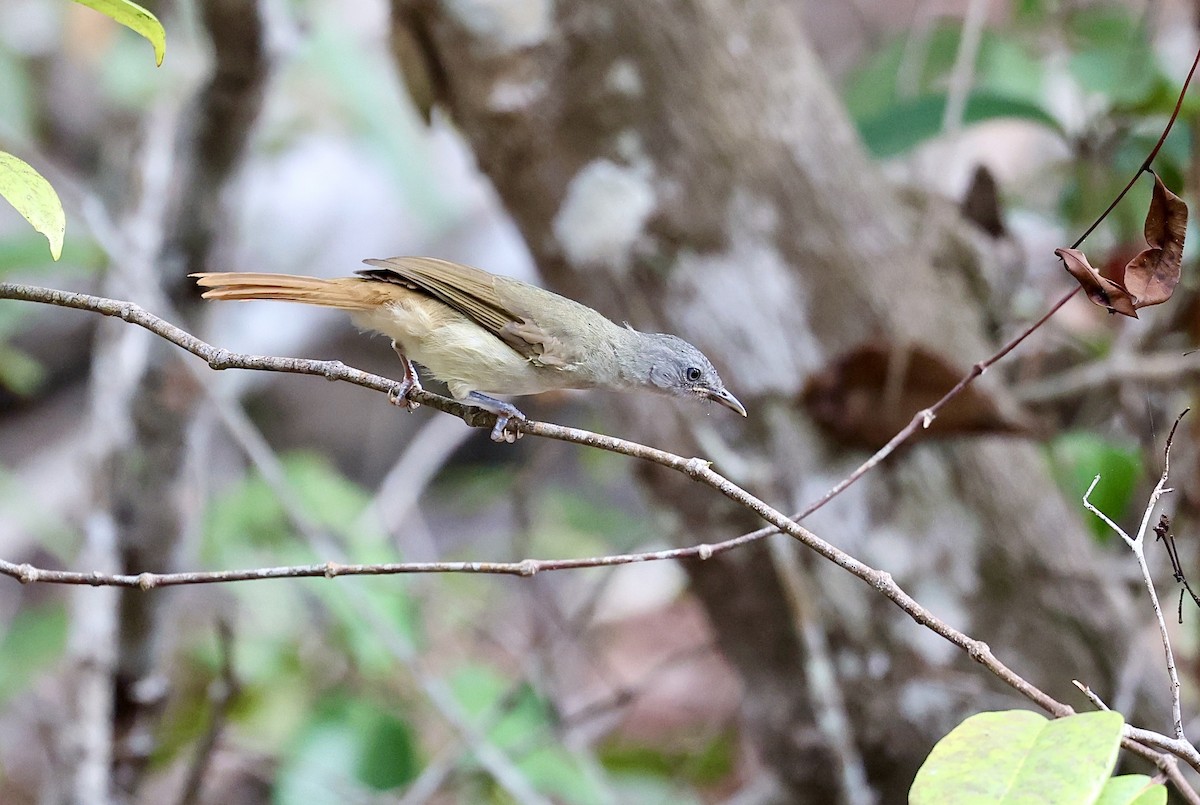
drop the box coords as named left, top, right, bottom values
left=626, top=332, right=747, bottom=417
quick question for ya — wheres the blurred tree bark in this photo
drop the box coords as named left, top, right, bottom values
left=392, top=1, right=1159, bottom=801
left=60, top=3, right=267, bottom=803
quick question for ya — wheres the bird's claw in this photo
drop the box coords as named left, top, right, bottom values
left=387, top=376, right=421, bottom=412
left=490, top=412, right=525, bottom=443
left=388, top=340, right=421, bottom=411
left=467, top=391, right=526, bottom=443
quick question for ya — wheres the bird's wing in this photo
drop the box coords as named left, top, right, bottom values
left=358, top=257, right=579, bottom=367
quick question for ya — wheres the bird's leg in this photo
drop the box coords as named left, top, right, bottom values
left=387, top=340, right=422, bottom=411
left=465, top=392, right=527, bottom=443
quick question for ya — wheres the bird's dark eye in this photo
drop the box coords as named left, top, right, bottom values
left=685, top=367, right=702, bottom=383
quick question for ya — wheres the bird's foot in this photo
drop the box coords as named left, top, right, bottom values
left=387, top=375, right=422, bottom=411
left=388, top=341, right=421, bottom=411
left=466, top=392, right=527, bottom=443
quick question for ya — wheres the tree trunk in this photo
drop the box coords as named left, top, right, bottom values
left=393, top=1, right=1157, bottom=799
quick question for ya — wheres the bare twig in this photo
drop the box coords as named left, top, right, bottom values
left=1072, top=679, right=1111, bottom=711
left=720, top=43, right=1200, bottom=552
left=0, top=283, right=1064, bottom=709
left=1072, top=682, right=1200, bottom=805
left=767, top=537, right=874, bottom=805
left=188, top=340, right=553, bottom=805
left=361, top=415, right=475, bottom=539
left=177, top=621, right=241, bottom=805
left=1016, top=350, right=1200, bottom=404
left=4, top=283, right=1200, bottom=792
left=1125, top=725, right=1200, bottom=778
left=941, top=0, right=987, bottom=134
left=1153, top=515, right=1200, bottom=619
left=1084, top=410, right=1190, bottom=741
left=64, top=515, right=121, bottom=805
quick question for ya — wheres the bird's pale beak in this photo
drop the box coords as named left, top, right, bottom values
left=702, top=387, right=747, bottom=417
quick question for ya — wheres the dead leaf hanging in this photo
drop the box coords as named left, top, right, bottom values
left=1122, top=172, right=1187, bottom=309
left=1056, top=247, right=1138, bottom=318
left=800, top=342, right=1033, bottom=450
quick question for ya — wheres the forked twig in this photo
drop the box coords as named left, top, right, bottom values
left=1084, top=410, right=1190, bottom=741
left=2, top=282, right=1200, bottom=795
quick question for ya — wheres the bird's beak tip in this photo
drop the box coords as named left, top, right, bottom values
left=706, top=387, right=747, bottom=418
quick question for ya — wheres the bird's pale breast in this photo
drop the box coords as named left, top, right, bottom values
left=351, top=296, right=565, bottom=398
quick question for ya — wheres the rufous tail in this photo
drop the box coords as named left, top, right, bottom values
left=191, top=273, right=390, bottom=311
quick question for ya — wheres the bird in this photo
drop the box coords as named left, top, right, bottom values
left=192, top=257, right=746, bottom=442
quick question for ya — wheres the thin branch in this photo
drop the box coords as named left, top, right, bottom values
left=0, top=283, right=1145, bottom=739
left=1084, top=411, right=1190, bottom=742
left=0, top=283, right=1072, bottom=716
left=941, top=0, right=987, bottom=134
left=722, top=44, right=1200, bottom=546
left=186, top=338, right=552, bottom=805
left=1153, top=515, right=1200, bottom=619
left=361, top=415, right=473, bottom=540
left=4, top=20, right=1195, bottom=805
left=0, top=536, right=756, bottom=587
left=1015, top=350, right=1200, bottom=404
left=1083, top=475, right=1133, bottom=546
left=177, top=621, right=240, bottom=805
left=1125, top=725, right=1200, bottom=781
left=767, top=537, right=873, bottom=805
left=1074, top=682, right=1200, bottom=805
left=1072, top=43, right=1200, bottom=249
left=1142, top=411, right=1189, bottom=741
left=3, top=289, right=1200, bottom=787
left=1072, top=679, right=1111, bottom=711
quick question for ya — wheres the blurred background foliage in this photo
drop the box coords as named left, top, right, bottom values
left=0, top=0, right=1197, bottom=802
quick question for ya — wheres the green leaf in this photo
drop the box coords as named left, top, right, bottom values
left=977, top=35, right=1044, bottom=101
left=1014, top=0, right=1047, bottom=20
left=843, top=27, right=1044, bottom=122
left=842, top=26, right=966, bottom=120
left=449, top=664, right=552, bottom=746
left=1096, top=775, right=1167, bottom=805
left=276, top=697, right=421, bottom=802
left=601, top=732, right=736, bottom=786
left=446, top=665, right=607, bottom=803
left=0, top=230, right=103, bottom=276
left=0, top=604, right=68, bottom=705
left=71, top=0, right=165, bottom=66
left=356, top=711, right=419, bottom=790
left=0, top=343, right=45, bottom=396
left=0, top=50, right=35, bottom=141
left=1049, top=433, right=1142, bottom=541
left=858, top=91, right=1061, bottom=158
left=517, top=744, right=606, bottom=805
left=910, top=710, right=1125, bottom=804
left=203, top=451, right=378, bottom=562
left=1064, top=6, right=1157, bottom=107
left=1070, top=49, right=1156, bottom=107
left=0, top=152, right=65, bottom=261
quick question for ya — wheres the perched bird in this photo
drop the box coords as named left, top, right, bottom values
left=193, top=257, right=746, bottom=441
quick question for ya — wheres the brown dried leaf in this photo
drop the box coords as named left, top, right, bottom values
left=800, top=343, right=1033, bottom=450
left=1056, top=247, right=1138, bottom=318
left=1124, top=173, right=1187, bottom=309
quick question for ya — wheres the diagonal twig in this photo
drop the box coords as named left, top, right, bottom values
left=2, top=285, right=1200, bottom=787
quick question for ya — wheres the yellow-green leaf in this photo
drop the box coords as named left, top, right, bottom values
left=1097, top=775, right=1167, bottom=805
left=0, top=152, right=65, bottom=261
left=911, top=710, right=1125, bottom=804
left=71, top=0, right=166, bottom=67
